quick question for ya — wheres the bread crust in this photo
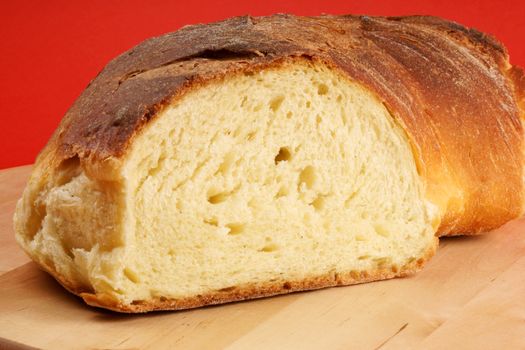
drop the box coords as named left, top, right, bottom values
left=33, top=14, right=524, bottom=236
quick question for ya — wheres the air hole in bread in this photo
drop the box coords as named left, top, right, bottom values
left=274, top=147, right=292, bottom=164
left=317, top=83, right=329, bottom=95
left=246, top=131, right=257, bottom=141
left=269, top=95, right=285, bottom=112
left=204, top=218, right=219, bottom=227
left=260, top=243, right=279, bottom=252
left=310, top=195, right=325, bottom=211
left=344, top=191, right=358, bottom=208
left=374, top=223, right=390, bottom=237
left=240, top=95, right=248, bottom=107
left=298, top=166, right=316, bottom=190
left=64, top=248, right=75, bottom=259
left=124, top=268, right=140, bottom=284
left=226, top=223, right=245, bottom=235
left=207, top=189, right=231, bottom=204
left=373, top=257, right=392, bottom=268
left=56, top=156, right=81, bottom=186
left=275, top=186, right=289, bottom=198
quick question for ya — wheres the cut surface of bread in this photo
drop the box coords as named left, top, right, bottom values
left=122, top=62, right=438, bottom=306
left=15, top=61, right=437, bottom=311
left=14, top=14, right=524, bottom=312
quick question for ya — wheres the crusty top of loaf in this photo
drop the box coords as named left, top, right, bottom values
left=40, top=14, right=524, bottom=234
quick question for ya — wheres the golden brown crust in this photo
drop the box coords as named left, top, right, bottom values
left=65, top=241, right=437, bottom=313
left=507, top=65, right=525, bottom=120
left=33, top=14, right=524, bottom=236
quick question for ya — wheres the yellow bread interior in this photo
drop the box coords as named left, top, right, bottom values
left=15, top=61, right=438, bottom=308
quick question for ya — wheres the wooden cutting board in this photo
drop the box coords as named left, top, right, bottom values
left=0, top=165, right=524, bottom=350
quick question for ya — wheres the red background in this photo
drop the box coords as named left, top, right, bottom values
left=1, top=0, right=524, bottom=169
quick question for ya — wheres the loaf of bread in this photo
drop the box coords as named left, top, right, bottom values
left=14, top=14, right=524, bottom=312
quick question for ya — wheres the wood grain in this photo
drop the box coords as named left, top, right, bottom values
left=0, top=165, right=523, bottom=349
